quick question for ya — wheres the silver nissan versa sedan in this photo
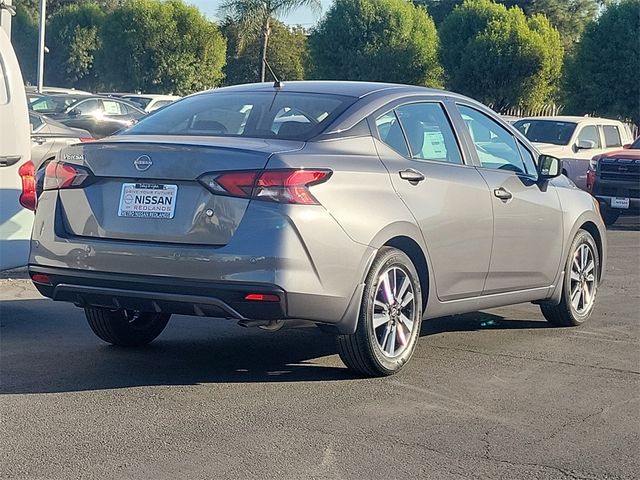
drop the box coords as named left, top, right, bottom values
left=28, top=81, right=606, bottom=376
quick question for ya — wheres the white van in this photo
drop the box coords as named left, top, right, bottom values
left=514, top=116, right=635, bottom=190
left=0, top=28, right=33, bottom=271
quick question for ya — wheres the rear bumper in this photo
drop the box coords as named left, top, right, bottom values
left=595, top=195, right=640, bottom=213
left=29, top=266, right=287, bottom=320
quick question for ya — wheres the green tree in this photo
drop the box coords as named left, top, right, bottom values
left=218, top=0, right=320, bottom=83
left=563, top=0, right=640, bottom=125
left=309, top=0, right=443, bottom=87
left=45, top=3, right=105, bottom=90
left=439, top=0, right=563, bottom=111
left=11, top=4, right=39, bottom=84
left=223, top=19, right=308, bottom=85
left=96, top=0, right=226, bottom=94
left=415, top=0, right=602, bottom=50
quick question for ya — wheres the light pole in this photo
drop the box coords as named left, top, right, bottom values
left=37, top=0, right=46, bottom=93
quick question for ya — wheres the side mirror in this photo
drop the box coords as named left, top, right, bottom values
left=538, top=154, right=562, bottom=180
left=576, top=139, right=596, bottom=150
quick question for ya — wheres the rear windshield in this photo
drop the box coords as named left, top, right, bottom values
left=513, top=120, right=577, bottom=146
left=123, top=91, right=355, bottom=140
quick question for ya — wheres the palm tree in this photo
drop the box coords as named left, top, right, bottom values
left=219, top=0, right=320, bottom=83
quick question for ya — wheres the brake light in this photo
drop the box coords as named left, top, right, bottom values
left=18, top=161, right=37, bottom=211
left=44, top=161, right=93, bottom=191
left=79, top=137, right=94, bottom=143
left=199, top=169, right=332, bottom=205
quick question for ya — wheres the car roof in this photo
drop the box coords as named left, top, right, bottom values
left=202, top=81, right=446, bottom=99
left=517, top=116, right=624, bottom=124
left=122, top=94, right=180, bottom=99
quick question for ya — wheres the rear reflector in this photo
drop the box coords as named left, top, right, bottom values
left=199, top=169, right=332, bottom=205
left=244, top=293, right=280, bottom=302
left=18, top=160, right=37, bottom=211
left=30, top=273, right=51, bottom=285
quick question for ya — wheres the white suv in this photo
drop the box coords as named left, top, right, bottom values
left=0, top=28, right=33, bottom=270
left=514, top=116, right=634, bottom=190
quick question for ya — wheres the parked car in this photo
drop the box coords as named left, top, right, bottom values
left=514, top=116, right=634, bottom=190
left=121, top=94, right=181, bottom=112
left=49, top=96, right=146, bottom=139
left=0, top=29, right=33, bottom=271
left=30, top=111, right=93, bottom=171
left=25, top=85, right=92, bottom=96
left=29, top=81, right=606, bottom=376
left=30, top=93, right=89, bottom=115
left=587, top=137, right=640, bottom=226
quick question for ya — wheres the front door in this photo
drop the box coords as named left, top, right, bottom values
left=373, top=100, right=493, bottom=301
left=456, top=104, right=563, bottom=294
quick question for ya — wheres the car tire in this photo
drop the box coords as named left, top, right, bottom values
left=601, top=207, right=620, bottom=227
left=540, top=229, right=599, bottom=327
left=85, top=308, right=170, bottom=346
left=337, top=247, right=423, bottom=377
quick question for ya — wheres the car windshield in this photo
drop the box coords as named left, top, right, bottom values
left=123, top=91, right=355, bottom=141
left=30, top=95, right=82, bottom=114
left=123, top=96, right=151, bottom=109
left=513, top=120, right=577, bottom=146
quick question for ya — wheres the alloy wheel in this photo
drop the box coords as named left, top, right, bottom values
left=570, top=243, right=597, bottom=315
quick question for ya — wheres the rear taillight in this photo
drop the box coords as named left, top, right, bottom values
left=43, top=161, right=93, bottom=191
left=199, top=169, right=332, bottom=205
left=18, top=161, right=37, bottom=211
left=79, top=137, right=94, bottom=143
left=586, top=168, right=596, bottom=192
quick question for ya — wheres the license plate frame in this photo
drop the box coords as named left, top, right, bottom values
left=118, top=183, right=178, bottom=219
left=611, top=197, right=630, bottom=209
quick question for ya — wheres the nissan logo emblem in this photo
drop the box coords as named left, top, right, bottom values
left=134, top=155, right=153, bottom=171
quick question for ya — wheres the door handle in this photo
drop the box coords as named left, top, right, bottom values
left=494, top=187, right=513, bottom=200
left=0, top=155, right=21, bottom=167
left=32, top=137, right=47, bottom=145
left=399, top=169, right=425, bottom=183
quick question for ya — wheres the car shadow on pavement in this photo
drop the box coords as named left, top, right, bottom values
left=1, top=299, right=549, bottom=395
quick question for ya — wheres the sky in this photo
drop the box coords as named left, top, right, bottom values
left=189, top=0, right=333, bottom=27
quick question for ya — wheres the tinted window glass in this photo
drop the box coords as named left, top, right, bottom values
left=395, top=103, right=462, bottom=164
left=150, top=100, right=172, bottom=111
left=459, top=105, right=527, bottom=174
left=517, top=141, right=537, bottom=176
left=375, top=110, right=409, bottom=157
left=123, top=97, right=151, bottom=109
left=29, top=112, right=44, bottom=132
left=577, top=125, right=601, bottom=148
left=602, top=125, right=622, bottom=147
left=514, top=120, right=576, bottom=146
left=125, top=92, right=354, bottom=141
left=72, top=99, right=101, bottom=115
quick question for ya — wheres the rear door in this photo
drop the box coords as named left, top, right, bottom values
left=455, top=103, right=563, bottom=294
left=372, top=99, right=493, bottom=301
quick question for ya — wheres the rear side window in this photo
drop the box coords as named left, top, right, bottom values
left=602, top=125, right=622, bottom=147
left=395, top=103, right=462, bottom=164
left=375, top=110, right=409, bottom=157
left=0, top=58, right=8, bottom=104
left=72, top=99, right=101, bottom=115
left=103, top=100, right=124, bottom=115
left=125, top=92, right=355, bottom=141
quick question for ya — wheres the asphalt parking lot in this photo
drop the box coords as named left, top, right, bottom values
left=1, top=218, right=638, bottom=480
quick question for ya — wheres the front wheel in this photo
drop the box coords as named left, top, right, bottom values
left=540, top=229, right=599, bottom=327
left=85, top=308, right=170, bottom=346
left=337, top=247, right=423, bottom=376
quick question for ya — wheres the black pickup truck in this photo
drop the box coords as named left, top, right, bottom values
left=587, top=137, right=640, bottom=226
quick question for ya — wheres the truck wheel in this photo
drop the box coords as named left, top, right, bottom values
left=601, top=207, right=620, bottom=227
left=337, top=247, right=423, bottom=376
left=85, top=308, right=170, bottom=346
left=540, top=229, right=599, bottom=327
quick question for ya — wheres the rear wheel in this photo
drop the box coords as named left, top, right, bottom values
left=540, top=229, right=599, bottom=327
left=85, top=308, right=170, bottom=346
left=337, top=247, right=423, bottom=376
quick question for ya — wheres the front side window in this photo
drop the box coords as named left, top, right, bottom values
left=602, top=125, right=622, bottom=148
left=577, top=125, right=601, bottom=148
left=72, top=99, right=101, bottom=116
left=125, top=92, right=355, bottom=141
left=375, top=110, right=409, bottom=157
left=459, top=105, right=529, bottom=175
left=29, top=112, right=45, bottom=133
left=395, top=103, right=463, bottom=164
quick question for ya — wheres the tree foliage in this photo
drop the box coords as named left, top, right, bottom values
left=45, top=3, right=105, bottom=90
left=439, top=0, right=563, bottom=111
left=223, top=19, right=308, bottom=85
left=563, top=0, right=640, bottom=125
left=309, top=0, right=443, bottom=87
left=219, top=0, right=320, bottom=82
left=95, top=0, right=226, bottom=94
left=11, top=4, right=38, bottom=84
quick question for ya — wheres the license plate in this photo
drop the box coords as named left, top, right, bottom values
left=118, top=183, right=178, bottom=218
left=611, top=197, right=630, bottom=209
